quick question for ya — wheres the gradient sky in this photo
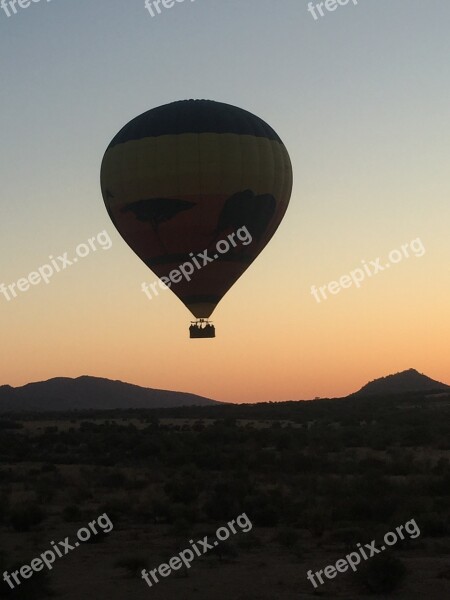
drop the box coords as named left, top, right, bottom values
left=1, top=0, right=449, bottom=403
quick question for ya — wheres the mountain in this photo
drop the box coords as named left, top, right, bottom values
left=0, top=376, right=221, bottom=412
left=352, top=369, right=450, bottom=397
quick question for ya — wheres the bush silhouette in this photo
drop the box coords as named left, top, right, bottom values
left=275, top=528, right=300, bottom=549
left=62, top=504, right=82, bottom=523
left=114, top=555, right=148, bottom=577
left=209, top=540, right=238, bottom=562
left=9, top=503, right=45, bottom=532
left=0, top=559, right=54, bottom=599
left=357, top=552, right=406, bottom=593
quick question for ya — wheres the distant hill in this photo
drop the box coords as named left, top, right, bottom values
left=352, top=369, right=450, bottom=397
left=0, top=376, right=221, bottom=412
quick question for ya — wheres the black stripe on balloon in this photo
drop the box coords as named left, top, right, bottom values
left=107, top=100, right=282, bottom=148
left=145, top=254, right=253, bottom=267
left=182, top=295, right=222, bottom=304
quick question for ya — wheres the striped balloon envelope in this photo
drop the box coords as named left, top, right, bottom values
left=100, top=100, right=293, bottom=336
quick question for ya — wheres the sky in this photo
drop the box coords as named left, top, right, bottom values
left=0, top=0, right=449, bottom=403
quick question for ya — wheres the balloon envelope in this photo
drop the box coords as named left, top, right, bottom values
left=100, top=100, right=293, bottom=318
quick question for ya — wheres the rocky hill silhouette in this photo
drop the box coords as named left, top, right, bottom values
left=352, top=369, right=449, bottom=397
left=0, top=376, right=220, bottom=412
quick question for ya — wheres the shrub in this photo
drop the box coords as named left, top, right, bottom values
left=62, top=505, right=82, bottom=522
left=0, top=420, right=23, bottom=430
left=0, top=492, right=10, bottom=525
left=209, top=540, right=238, bottom=562
left=290, top=540, right=304, bottom=560
left=171, top=517, right=192, bottom=536
left=236, top=531, right=262, bottom=550
left=357, top=552, right=406, bottom=594
left=275, top=528, right=300, bottom=549
left=114, top=555, right=148, bottom=577
left=40, top=463, right=57, bottom=473
left=84, top=529, right=108, bottom=544
left=0, top=560, right=54, bottom=599
left=420, top=512, right=449, bottom=537
left=9, top=503, right=45, bottom=532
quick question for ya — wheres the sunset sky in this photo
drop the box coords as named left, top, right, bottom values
left=1, top=0, right=449, bottom=403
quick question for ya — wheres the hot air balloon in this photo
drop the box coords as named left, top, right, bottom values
left=100, top=100, right=293, bottom=338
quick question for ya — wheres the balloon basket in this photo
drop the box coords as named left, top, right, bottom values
left=189, top=319, right=215, bottom=339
